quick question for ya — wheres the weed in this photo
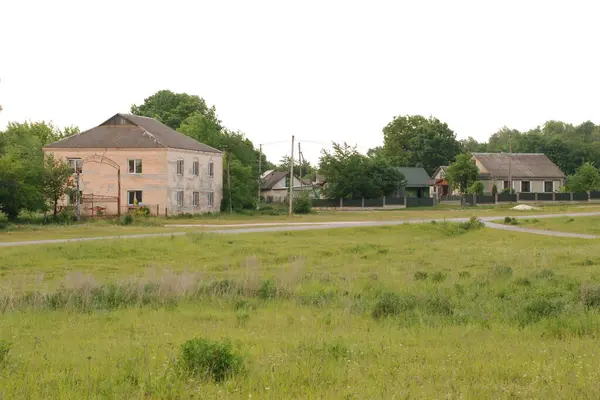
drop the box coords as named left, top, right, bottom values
left=178, top=338, right=243, bottom=382
left=257, top=280, right=277, bottom=300
left=582, top=286, right=600, bottom=309
left=459, top=271, right=471, bottom=279
left=521, top=299, right=563, bottom=325
left=431, top=271, right=447, bottom=283
left=490, top=264, right=513, bottom=278
left=371, top=292, right=417, bottom=319
left=121, top=215, right=134, bottom=226
left=414, top=271, right=428, bottom=281
left=0, top=340, right=10, bottom=365
left=536, top=269, right=555, bottom=279
left=236, top=310, right=250, bottom=327
left=424, top=293, right=453, bottom=316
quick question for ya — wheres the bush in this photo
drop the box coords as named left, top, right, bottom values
left=179, top=338, right=243, bottom=381
left=491, top=184, right=498, bottom=196
left=257, top=280, right=277, bottom=300
left=582, top=286, right=600, bottom=309
left=503, top=217, right=519, bottom=225
left=431, top=271, right=447, bottom=283
left=56, top=206, right=76, bottom=223
left=458, top=216, right=484, bottom=231
left=135, top=206, right=151, bottom=217
left=293, top=194, right=312, bottom=214
left=122, top=215, right=134, bottom=225
left=0, top=340, right=10, bottom=365
left=424, top=294, right=453, bottom=316
left=372, top=292, right=417, bottom=319
left=521, top=299, right=563, bottom=324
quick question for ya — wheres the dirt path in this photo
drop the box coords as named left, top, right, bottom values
left=1, top=212, right=599, bottom=248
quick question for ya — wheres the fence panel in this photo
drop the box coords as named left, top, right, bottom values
left=537, top=193, right=554, bottom=201
left=440, top=195, right=462, bottom=201
left=406, top=197, right=434, bottom=207
left=342, top=198, right=363, bottom=207
left=311, top=199, right=338, bottom=208
left=364, top=198, right=384, bottom=207
left=385, top=196, right=405, bottom=205
left=519, top=193, right=536, bottom=201
left=476, top=195, right=496, bottom=204
left=591, top=191, right=600, bottom=200
left=497, top=193, right=517, bottom=202
left=555, top=193, right=571, bottom=201
left=573, top=192, right=589, bottom=201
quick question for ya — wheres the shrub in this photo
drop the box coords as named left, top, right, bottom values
left=491, top=184, right=498, bottom=196
left=179, top=338, right=243, bottom=381
left=431, top=271, right=447, bottom=283
left=490, top=264, right=513, bottom=278
left=257, top=280, right=277, bottom=300
left=236, top=310, right=250, bottom=327
left=424, top=294, right=453, bottom=316
left=458, top=216, right=484, bottom=231
left=122, top=215, right=134, bottom=225
left=293, top=194, right=312, bottom=214
left=458, top=271, right=471, bottom=279
left=372, top=292, right=417, bottom=319
left=0, top=340, right=10, bottom=365
left=582, top=286, right=600, bottom=309
left=536, top=269, right=554, bottom=279
left=135, top=206, right=151, bottom=217
left=56, top=206, right=76, bottom=223
left=521, top=299, right=563, bottom=324
left=414, top=271, right=428, bottom=281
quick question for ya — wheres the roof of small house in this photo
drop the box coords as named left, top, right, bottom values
left=472, top=153, right=565, bottom=179
left=431, top=166, right=448, bottom=179
left=261, top=171, right=289, bottom=189
left=44, top=113, right=222, bottom=153
left=397, top=167, right=432, bottom=187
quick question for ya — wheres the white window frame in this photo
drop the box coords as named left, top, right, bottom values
left=177, top=159, right=184, bottom=176
left=68, top=158, right=83, bottom=173
left=192, top=159, right=199, bottom=176
left=127, top=190, right=143, bottom=206
left=207, top=192, right=214, bottom=208
left=193, top=191, right=200, bottom=207
left=544, top=181, right=554, bottom=193
left=207, top=161, right=214, bottom=178
left=128, top=159, right=142, bottom=174
left=176, top=190, right=184, bottom=207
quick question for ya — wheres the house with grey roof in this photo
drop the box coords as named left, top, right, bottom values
left=397, top=167, right=432, bottom=197
left=472, top=153, right=565, bottom=193
left=260, top=170, right=312, bottom=203
left=43, top=113, right=223, bottom=215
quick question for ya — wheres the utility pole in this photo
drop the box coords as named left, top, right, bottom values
left=288, top=135, right=295, bottom=216
left=257, top=144, right=262, bottom=210
left=508, top=135, right=513, bottom=193
left=226, top=150, right=232, bottom=213
left=76, top=171, right=81, bottom=221
left=298, top=142, right=302, bottom=183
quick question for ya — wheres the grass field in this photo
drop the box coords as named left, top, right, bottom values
left=502, top=215, right=600, bottom=236
left=2, top=203, right=600, bottom=242
left=2, top=221, right=600, bottom=398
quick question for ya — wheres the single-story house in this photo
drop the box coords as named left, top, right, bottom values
left=260, top=170, right=312, bottom=203
left=431, top=166, right=455, bottom=199
left=397, top=167, right=431, bottom=198
left=43, top=113, right=223, bottom=215
left=472, top=152, right=565, bottom=193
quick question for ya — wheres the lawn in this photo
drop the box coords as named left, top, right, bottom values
left=501, top=215, right=600, bottom=236
left=2, top=202, right=600, bottom=242
left=3, top=222, right=600, bottom=398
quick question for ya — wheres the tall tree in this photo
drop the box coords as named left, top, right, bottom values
left=43, top=153, right=75, bottom=218
left=131, top=90, right=221, bottom=131
left=277, top=155, right=314, bottom=178
left=445, top=153, right=479, bottom=194
left=382, top=115, right=461, bottom=175
left=566, top=162, right=600, bottom=193
left=319, top=142, right=404, bottom=199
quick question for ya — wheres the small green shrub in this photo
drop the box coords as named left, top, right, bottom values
left=424, top=294, right=453, bottom=316
left=521, top=299, right=563, bottom=325
left=179, top=338, right=243, bottom=381
left=122, top=215, right=134, bottom=225
left=582, top=286, right=600, bottom=309
left=0, top=340, right=10, bottom=365
left=135, top=206, right=151, bottom=217
left=414, top=271, right=428, bottom=281
left=236, top=310, right=250, bottom=327
left=536, top=269, right=555, bottom=279
left=372, top=292, right=417, bottom=319
left=458, top=271, right=471, bottom=279
left=257, top=280, right=277, bottom=300
left=458, top=217, right=485, bottom=231
left=490, top=264, right=513, bottom=278
left=431, top=271, right=447, bottom=283
left=503, top=217, right=519, bottom=225
left=293, top=194, right=312, bottom=214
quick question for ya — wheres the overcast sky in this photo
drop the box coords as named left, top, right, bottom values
left=1, top=0, right=598, bottom=163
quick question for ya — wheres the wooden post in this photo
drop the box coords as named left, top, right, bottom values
left=91, top=194, right=94, bottom=219
left=494, top=193, right=498, bottom=204
left=361, top=197, right=365, bottom=208
left=257, top=144, right=262, bottom=210
left=288, top=135, right=295, bottom=217
left=156, top=204, right=159, bottom=216
left=117, top=169, right=121, bottom=217
left=552, top=192, right=556, bottom=202
left=535, top=192, right=538, bottom=202
left=383, top=196, right=386, bottom=207
left=340, top=198, right=343, bottom=208
left=570, top=192, right=574, bottom=202
left=226, top=151, right=233, bottom=213
left=165, top=207, right=168, bottom=217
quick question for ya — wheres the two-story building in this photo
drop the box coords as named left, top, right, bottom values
left=43, top=113, right=223, bottom=215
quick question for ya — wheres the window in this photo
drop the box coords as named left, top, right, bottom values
left=503, top=181, right=510, bottom=190
left=128, top=159, right=142, bottom=174
left=207, top=192, right=214, bottom=208
left=193, top=191, right=199, bottom=207
left=69, top=190, right=82, bottom=205
left=127, top=190, right=143, bottom=205
left=68, top=158, right=83, bottom=173
left=521, top=181, right=530, bottom=193
left=193, top=159, right=199, bottom=176
left=208, top=161, right=214, bottom=177
left=176, top=190, right=184, bottom=207
left=177, top=159, right=184, bottom=175
left=544, top=181, right=553, bottom=192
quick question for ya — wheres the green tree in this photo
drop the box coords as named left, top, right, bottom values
left=382, top=115, right=461, bottom=175
left=467, top=181, right=484, bottom=195
left=460, top=137, right=486, bottom=153
left=445, top=153, right=479, bottom=194
left=43, top=153, right=75, bottom=218
left=566, top=162, right=600, bottom=193
left=131, top=90, right=221, bottom=131
left=319, top=142, right=403, bottom=199
left=277, top=155, right=314, bottom=179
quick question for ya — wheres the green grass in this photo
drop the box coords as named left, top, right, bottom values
left=502, top=216, right=600, bottom=236
left=3, top=223, right=600, bottom=397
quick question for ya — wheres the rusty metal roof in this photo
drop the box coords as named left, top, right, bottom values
left=45, top=113, right=222, bottom=153
left=472, top=153, right=565, bottom=179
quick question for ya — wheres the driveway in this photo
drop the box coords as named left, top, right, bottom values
left=1, top=212, right=599, bottom=248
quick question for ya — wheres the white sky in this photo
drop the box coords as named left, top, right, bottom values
left=1, top=0, right=599, bottom=164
